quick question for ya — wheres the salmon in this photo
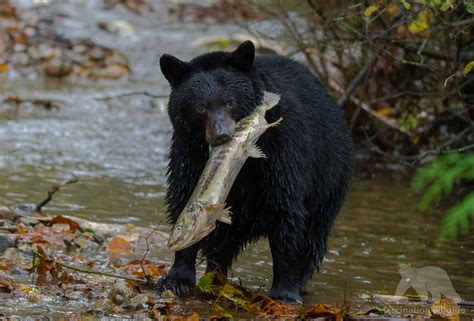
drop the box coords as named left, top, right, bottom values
left=168, top=91, right=281, bottom=251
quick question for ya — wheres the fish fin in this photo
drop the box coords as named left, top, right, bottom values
left=248, top=143, right=266, bottom=159
left=262, top=91, right=281, bottom=110
left=217, top=207, right=232, bottom=224
left=267, top=116, right=283, bottom=129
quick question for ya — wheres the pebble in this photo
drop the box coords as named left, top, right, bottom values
left=0, top=206, right=15, bottom=221
left=0, top=234, right=15, bottom=255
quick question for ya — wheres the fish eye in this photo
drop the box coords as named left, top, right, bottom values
left=175, top=225, right=182, bottom=232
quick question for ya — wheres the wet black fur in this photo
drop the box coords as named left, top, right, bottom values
left=158, top=41, right=354, bottom=303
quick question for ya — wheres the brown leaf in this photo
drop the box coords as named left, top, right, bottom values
left=430, top=298, right=460, bottom=321
left=107, top=236, right=132, bottom=254
left=185, top=312, right=199, bottom=321
left=304, top=303, right=338, bottom=320
left=35, top=245, right=56, bottom=277
left=0, top=278, right=14, bottom=293
left=46, top=215, right=81, bottom=232
left=121, top=259, right=166, bottom=279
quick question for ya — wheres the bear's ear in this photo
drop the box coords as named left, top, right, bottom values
left=160, top=54, right=190, bottom=86
left=228, top=40, right=255, bottom=71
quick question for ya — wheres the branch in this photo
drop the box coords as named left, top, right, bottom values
left=36, top=178, right=79, bottom=212
left=337, top=48, right=381, bottom=107
left=329, top=79, right=413, bottom=136
left=32, top=250, right=147, bottom=283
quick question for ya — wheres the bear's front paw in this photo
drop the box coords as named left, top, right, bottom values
left=269, top=287, right=302, bottom=305
left=158, top=270, right=196, bottom=296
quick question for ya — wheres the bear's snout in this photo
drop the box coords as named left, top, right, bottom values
left=206, top=109, right=236, bottom=146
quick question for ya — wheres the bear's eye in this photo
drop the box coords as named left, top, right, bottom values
left=225, top=98, right=236, bottom=109
left=196, top=105, right=206, bottom=114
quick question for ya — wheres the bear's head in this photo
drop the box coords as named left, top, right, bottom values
left=160, top=41, right=262, bottom=146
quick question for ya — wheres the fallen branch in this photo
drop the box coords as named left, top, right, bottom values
left=35, top=178, right=79, bottom=212
left=139, top=220, right=163, bottom=281
left=32, top=250, right=147, bottom=283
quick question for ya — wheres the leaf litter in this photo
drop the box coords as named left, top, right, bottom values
left=0, top=180, right=466, bottom=319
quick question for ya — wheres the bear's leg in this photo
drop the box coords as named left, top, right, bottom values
left=268, top=221, right=306, bottom=304
left=202, top=226, right=240, bottom=276
left=158, top=243, right=200, bottom=295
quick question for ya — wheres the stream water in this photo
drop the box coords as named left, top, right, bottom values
left=1, top=0, right=473, bottom=316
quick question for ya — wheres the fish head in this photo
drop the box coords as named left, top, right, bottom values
left=168, top=202, right=214, bottom=252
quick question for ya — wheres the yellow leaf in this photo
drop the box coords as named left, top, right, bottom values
left=387, top=2, right=398, bottom=17
left=364, top=5, right=378, bottom=17
left=375, top=106, right=392, bottom=117
left=400, top=0, right=411, bottom=10
left=0, top=64, right=8, bottom=73
left=408, top=10, right=430, bottom=34
left=463, top=61, right=474, bottom=76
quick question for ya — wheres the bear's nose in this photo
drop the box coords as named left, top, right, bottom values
left=212, top=133, right=231, bottom=146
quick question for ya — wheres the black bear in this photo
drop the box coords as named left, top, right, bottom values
left=158, top=41, right=353, bottom=303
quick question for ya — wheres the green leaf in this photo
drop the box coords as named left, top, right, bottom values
left=464, top=61, right=474, bottom=75
left=198, top=273, right=213, bottom=293
left=464, top=0, right=474, bottom=13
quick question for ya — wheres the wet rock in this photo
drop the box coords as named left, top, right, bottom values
left=88, top=64, right=129, bottom=80
left=17, top=216, right=39, bottom=226
left=13, top=43, right=27, bottom=52
left=2, top=247, right=33, bottom=261
left=38, top=44, right=56, bottom=60
left=11, top=203, right=36, bottom=216
left=44, top=57, right=73, bottom=78
left=0, top=206, right=14, bottom=221
left=0, top=234, right=15, bottom=254
left=98, top=20, right=135, bottom=37
left=10, top=52, right=30, bottom=66
left=89, top=47, right=105, bottom=62
left=75, top=238, right=100, bottom=255
left=10, top=268, right=28, bottom=276
left=108, top=279, right=136, bottom=306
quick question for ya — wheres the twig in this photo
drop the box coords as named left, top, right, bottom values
left=337, top=48, right=381, bottom=107
left=140, top=219, right=163, bottom=281
left=36, top=178, right=79, bottom=212
left=32, top=250, right=146, bottom=283
left=95, top=91, right=168, bottom=101
left=329, top=79, right=413, bottom=136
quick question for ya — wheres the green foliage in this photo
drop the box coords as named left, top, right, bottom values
left=198, top=273, right=213, bottom=293
left=413, top=152, right=474, bottom=242
left=464, top=0, right=474, bottom=13
left=415, top=0, right=453, bottom=11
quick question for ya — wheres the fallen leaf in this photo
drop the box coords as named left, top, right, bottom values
left=185, top=312, right=199, bottom=321
left=198, top=272, right=213, bottom=293
left=430, top=298, right=460, bottom=321
left=121, top=259, right=166, bottom=279
left=107, top=236, right=133, bottom=254
left=46, top=215, right=81, bottom=232
left=0, top=278, right=14, bottom=293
